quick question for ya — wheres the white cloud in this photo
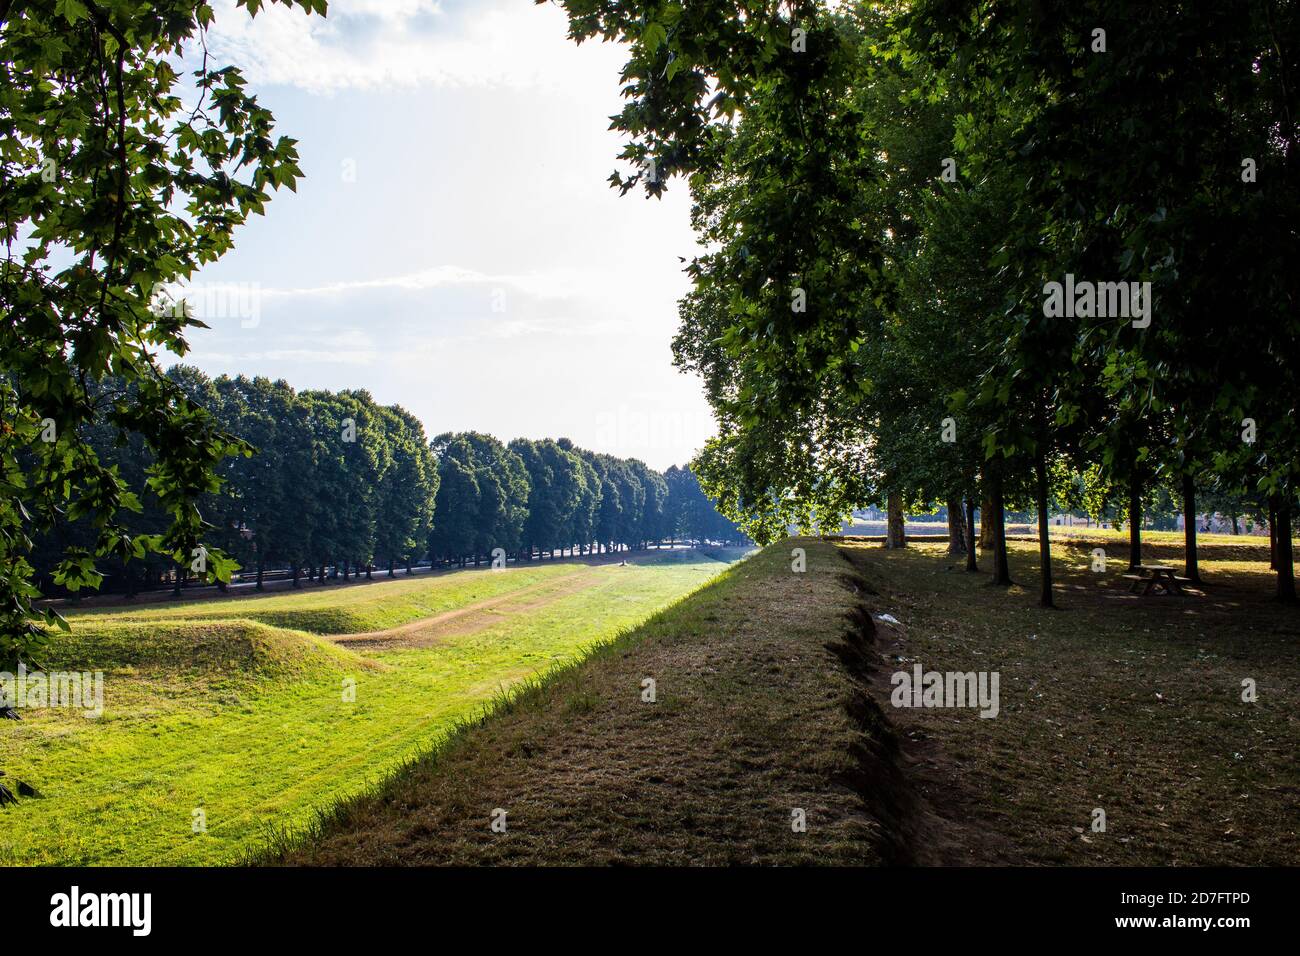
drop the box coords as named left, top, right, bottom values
left=338, top=0, right=444, bottom=23
left=259, top=265, right=484, bottom=298
left=194, top=349, right=376, bottom=365
left=458, top=315, right=634, bottom=340
left=205, top=0, right=623, bottom=95
left=258, top=263, right=638, bottom=308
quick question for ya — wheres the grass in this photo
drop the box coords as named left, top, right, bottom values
left=63, top=560, right=592, bottom=634
left=11, top=529, right=1292, bottom=866
left=837, top=530, right=1300, bottom=864
left=266, top=539, right=898, bottom=866
left=0, top=549, right=738, bottom=865
left=269, top=530, right=1299, bottom=867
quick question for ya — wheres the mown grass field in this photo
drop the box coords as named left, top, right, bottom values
left=0, top=549, right=739, bottom=865
left=61, top=561, right=584, bottom=633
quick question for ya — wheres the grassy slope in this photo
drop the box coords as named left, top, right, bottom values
left=269, top=539, right=900, bottom=866
left=839, top=532, right=1300, bottom=865
left=0, top=550, right=732, bottom=865
left=274, top=532, right=1299, bottom=867
left=63, top=561, right=589, bottom=634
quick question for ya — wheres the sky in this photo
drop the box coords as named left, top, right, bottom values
left=173, top=0, right=714, bottom=471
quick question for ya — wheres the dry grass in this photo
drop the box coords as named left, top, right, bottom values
left=264, top=539, right=902, bottom=866
left=841, top=532, right=1300, bottom=865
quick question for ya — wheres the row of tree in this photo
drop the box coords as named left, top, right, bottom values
left=549, top=0, right=1300, bottom=605
left=428, top=431, right=740, bottom=567
left=30, top=367, right=746, bottom=596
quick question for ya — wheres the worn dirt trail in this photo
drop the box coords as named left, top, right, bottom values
left=329, top=567, right=608, bottom=650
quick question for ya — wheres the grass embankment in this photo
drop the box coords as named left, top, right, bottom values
left=839, top=532, right=1300, bottom=865
left=273, top=531, right=1298, bottom=867
left=268, top=539, right=904, bottom=865
left=0, top=550, right=735, bottom=865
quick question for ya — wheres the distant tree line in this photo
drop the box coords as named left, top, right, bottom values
left=30, top=367, right=746, bottom=596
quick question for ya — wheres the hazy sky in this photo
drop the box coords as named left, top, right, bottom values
left=175, top=0, right=712, bottom=470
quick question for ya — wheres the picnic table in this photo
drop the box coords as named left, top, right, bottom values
left=1121, top=564, right=1188, bottom=596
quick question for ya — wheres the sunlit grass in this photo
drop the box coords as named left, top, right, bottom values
left=62, top=561, right=589, bottom=635
left=0, top=550, right=738, bottom=865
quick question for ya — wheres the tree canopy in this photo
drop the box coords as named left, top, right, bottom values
left=549, top=0, right=1300, bottom=603
left=1, top=0, right=324, bottom=665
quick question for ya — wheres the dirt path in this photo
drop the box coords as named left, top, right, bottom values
left=330, top=567, right=606, bottom=650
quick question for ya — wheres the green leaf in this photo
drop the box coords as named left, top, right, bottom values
left=643, top=23, right=668, bottom=56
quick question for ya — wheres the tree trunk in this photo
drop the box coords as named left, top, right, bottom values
left=965, top=496, right=979, bottom=573
left=388, top=558, right=395, bottom=577
left=292, top=563, right=301, bottom=589
left=1270, top=502, right=1278, bottom=569
left=1128, top=478, right=1142, bottom=570
left=946, top=496, right=967, bottom=555
left=1231, top=514, right=1240, bottom=535
left=366, top=564, right=373, bottom=580
left=885, top=492, right=906, bottom=549
left=256, top=559, right=265, bottom=592
left=1034, top=450, right=1054, bottom=608
left=1276, top=500, right=1296, bottom=604
left=991, top=474, right=1012, bottom=586
left=1182, top=473, right=1201, bottom=584
left=979, top=490, right=995, bottom=550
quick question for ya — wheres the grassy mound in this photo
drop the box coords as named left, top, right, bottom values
left=44, top=618, right=369, bottom=682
